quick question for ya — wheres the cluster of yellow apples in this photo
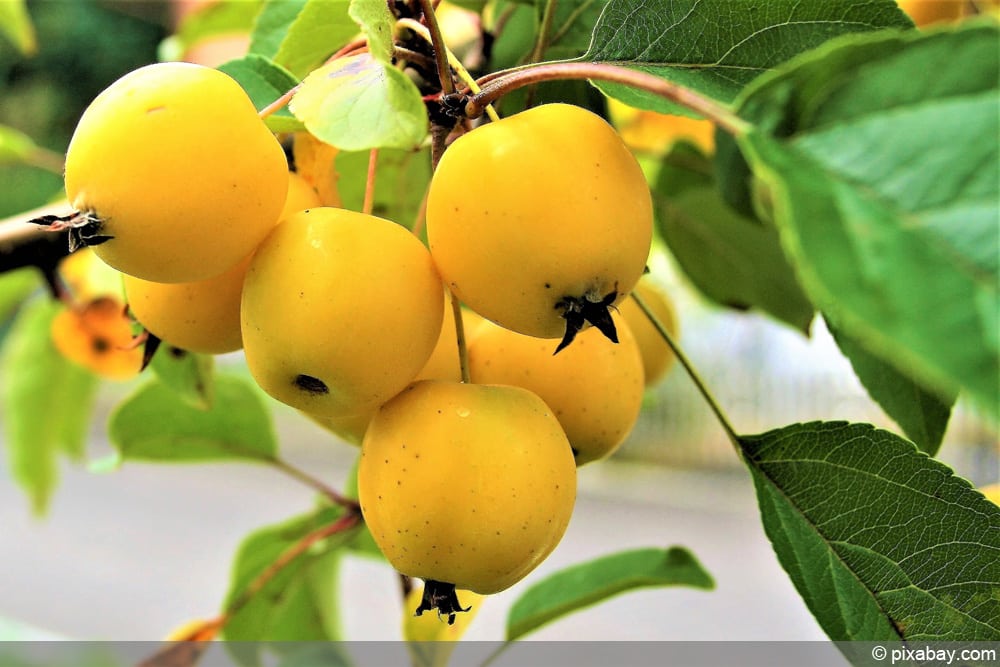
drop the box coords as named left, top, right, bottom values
left=55, top=62, right=679, bottom=618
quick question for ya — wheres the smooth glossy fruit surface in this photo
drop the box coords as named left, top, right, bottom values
left=123, top=255, right=248, bottom=354
left=469, top=312, right=644, bottom=465
left=426, top=103, right=652, bottom=344
left=619, top=279, right=679, bottom=387
left=359, top=380, right=576, bottom=594
left=64, top=62, right=288, bottom=283
left=242, top=207, right=443, bottom=417
left=279, top=171, right=325, bottom=222
left=122, top=172, right=321, bottom=354
left=306, top=296, right=486, bottom=445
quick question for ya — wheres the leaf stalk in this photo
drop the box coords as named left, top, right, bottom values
left=416, top=0, right=456, bottom=96
left=269, top=456, right=360, bottom=511
left=631, top=291, right=741, bottom=447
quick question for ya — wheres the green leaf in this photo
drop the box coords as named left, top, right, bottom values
left=178, top=0, right=261, bottom=43
left=0, top=267, right=39, bottom=324
left=829, top=324, right=955, bottom=456
left=506, top=546, right=714, bottom=641
left=107, top=374, right=277, bottom=463
left=223, top=507, right=354, bottom=666
left=254, top=0, right=357, bottom=78
left=0, top=299, right=97, bottom=515
left=0, top=0, right=37, bottom=56
left=734, top=24, right=1000, bottom=416
left=334, top=147, right=431, bottom=228
left=158, top=0, right=261, bottom=62
left=583, top=0, right=912, bottom=113
left=217, top=54, right=304, bottom=133
left=742, top=421, right=1000, bottom=641
left=488, top=1, right=536, bottom=72
left=0, top=125, right=38, bottom=166
left=536, top=0, right=605, bottom=61
left=148, top=344, right=215, bottom=410
left=486, top=1, right=608, bottom=118
left=653, top=141, right=813, bottom=333
left=349, top=0, right=395, bottom=63
left=290, top=53, right=428, bottom=151
left=249, top=0, right=307, bottom=60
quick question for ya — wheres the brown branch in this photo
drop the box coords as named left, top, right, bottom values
left=467, top=62, right=750, bottom=137
left=223, top=511, right=362, bottom=621
left=0, top=203, right=75, bottom=296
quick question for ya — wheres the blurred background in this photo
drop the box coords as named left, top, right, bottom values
left=0, top=0, right=996, bottom=646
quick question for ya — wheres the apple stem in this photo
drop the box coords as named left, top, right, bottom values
left=630, top=291, right=741, bottom=447
left=466, top=62, right=750, bottom=137
left=362, top=149, right=379, bottom=216
left=417, top=0, right=456, bottom=96
left=258, top=84, right=299, bottom=120
left=329, top=37, right=368, bottom=63
left=394, top=45, right=437, bottom=71
left=450, top=290, right=472, bottom=383
left=531, top=0, right=559, bottom=65
left=411, top=186, right=429, bottom=238
left=270, top=456, right=361, bottom=511
left=522, top=0, right=560, bottom=108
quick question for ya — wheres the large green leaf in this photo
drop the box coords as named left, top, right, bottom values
left=0, top=299, right=97, bottom=515
left=251, top=0, right=357, bottom=78
left=148, top=344, right=215, bottom=410
left=507, top=546, right=714, bottom=641
left=735, top=24, right=999, bottom=415
left=107, top=374, right=276, bottom=463
left=582, top=0, right=912, bottom=113
left=536, top=0, right=606, bottom=61
left=0, top=267, right=39, bottom=324
left=488, top=1, right=538, bottom=72
left=249, top=0, right=307, bottom=60
left=654, top=140, right=813, bottom=333
left=742, top=421, right=1000, bottom=641
left=217, top=54, right=304, bottom=133
left=290, top=53, right=428, bottom=151
left=223, top=506, right=353, bottom=667
left=830, top=324, right=955, bottom=456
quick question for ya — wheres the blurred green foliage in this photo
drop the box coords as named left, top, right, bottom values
left=0, top=0, right=169, bottom=217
